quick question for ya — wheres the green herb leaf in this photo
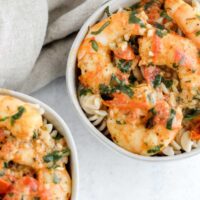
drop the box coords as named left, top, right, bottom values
left=91, top=21, right=110, bottom=35
left=0, top=116, right=9, bottom=122
left=3, top=162, right=9, bottom=169
left=116, top=120, right=126, bottom=125
left=111, top=74, right=134, bottom=98
left=80, top=88, right=93, bottom=96
left=104, top=6, right=111, bottom=17
left=144, top=0, right=156, bottom=10
left=33, top=130, right=38, bottom=139
left=184, top=109, right=200, bottom=120
left=155, top=23, right=165, bottom=30
left=146, top=108, right=157, bottom=129
left=153, top=74, right=162, bottom=88
left=156, top=29, right=168, bottom=38
left=116, top=59, right=132, bottom=73
left=52, top=133, right=63, bottom=140
left=147, top=144, right=163, bottom=154
left=166, top=109, right=176, bottom=130
left=196, top=30, right=200, bottom=36
left=43, top=148, right=70, bottom=163
left=129, top=11, right=146, bottom=28
left=160, top=10, right=172, bottom=21
left=130, top=2, right=141, bottom=10
left=162, top=78, right=173, bottom=88
left=10, top=106, right=26, bottom=126
left=90, top=40, right=98, bottom=52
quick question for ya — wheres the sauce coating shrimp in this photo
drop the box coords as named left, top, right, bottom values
left=165, top=0, right=200, bottom=48
left=0, top=96, right=42, bottom=141
left=139, top=31, right=200, bottom=104
left=105, top=84, right=183, bottom=155
left=78, top=10, right=148, bottom=92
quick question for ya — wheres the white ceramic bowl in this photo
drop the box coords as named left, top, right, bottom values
left=66, top=0, right=200, bottom=161
left=0, top=89, right=79, bottom=199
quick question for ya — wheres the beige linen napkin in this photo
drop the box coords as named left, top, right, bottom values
left=0, top=0, right=107, bottom=93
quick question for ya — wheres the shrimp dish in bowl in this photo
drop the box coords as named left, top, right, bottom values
left=0, top=90, right=78, bottom=199
left=67, top=0, right=200, bottom=159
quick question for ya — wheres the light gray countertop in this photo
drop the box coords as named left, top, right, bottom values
left=32, top=77, right=200, bottom=200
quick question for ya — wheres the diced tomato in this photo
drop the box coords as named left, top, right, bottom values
left=190, top=123, right=200, bottom=140
left=0, top=129, right=6, bottom=142
left=113, top=45, right=135, bottom=60
left=142, top=66, right=160, bottom=84
left=0, top=178, right=11, bottom=194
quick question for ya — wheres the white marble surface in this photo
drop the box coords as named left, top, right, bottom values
left=33, top=77, right=200, bottom=200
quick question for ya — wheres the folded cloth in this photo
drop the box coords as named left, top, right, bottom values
left=0, top=0, right=107, bottom=94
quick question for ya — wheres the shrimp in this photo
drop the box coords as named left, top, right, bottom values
left=139, top=31, right=200, bottom=105
left=0, top=96, right=43, bottom=141
left=165, top=0, right=200, bottom=48
left=105, top=84, right=183, bottom=155
left=37, top=168, right=71, bottom=200
left=78, top=10, right=149, bottom=93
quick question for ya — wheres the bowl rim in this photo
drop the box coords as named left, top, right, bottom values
left=0, top=88, right=79, bottom=199
left=66, top=0, right=200, bottom=162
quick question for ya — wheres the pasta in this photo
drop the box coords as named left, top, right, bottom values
left=77, top=0, right=200, bottom=156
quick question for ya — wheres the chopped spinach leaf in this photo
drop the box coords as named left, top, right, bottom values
left=155, top=22, right=165, bottom=30
left=160, top=10, right=172, bottom=21
left=116, top=120, right=126, bottom=125
left=91, top=21, right=110, bottom=35
left=156, top=29, right=168, bottom=38
left=196, top=30, right=200, bottom=36
left=4, top=162, right=9, bottom=169
left=52, top=133, right=63, bottom=140
left=90, top=40, right=98, bottom=52
left=144, top=0, right=156, bottom=10
left=166, top=109, right=176, bottom=130
left=129, top=11, right=146, bottom=28
left=162, top=78, right=173, bottom=88
left=33, top=130, right=38, bottom=139
left=116, top=59, right=132, bottom=73
left=130, top=2, right=141, bottom=10
left=153, top=74, right=162, bottom=88
left=80, top=88, right=93, bottom=96
left=99, top=74, right=133, bottom=99
left=146, top=108, right=157, bottom=129
left=104, top=6, right=111, bottom=17
left=0, top=116, right=9, bottom=122
left=147, top=144, right=163, bottom=154
left=10, top=106, right=26, bottom=126
left=43, top=148, right=70, bottom=163
left=184, top=109, right=200, bottom=120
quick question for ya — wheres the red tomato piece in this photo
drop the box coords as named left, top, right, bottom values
left=0, top=178, right=11, bottom=194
